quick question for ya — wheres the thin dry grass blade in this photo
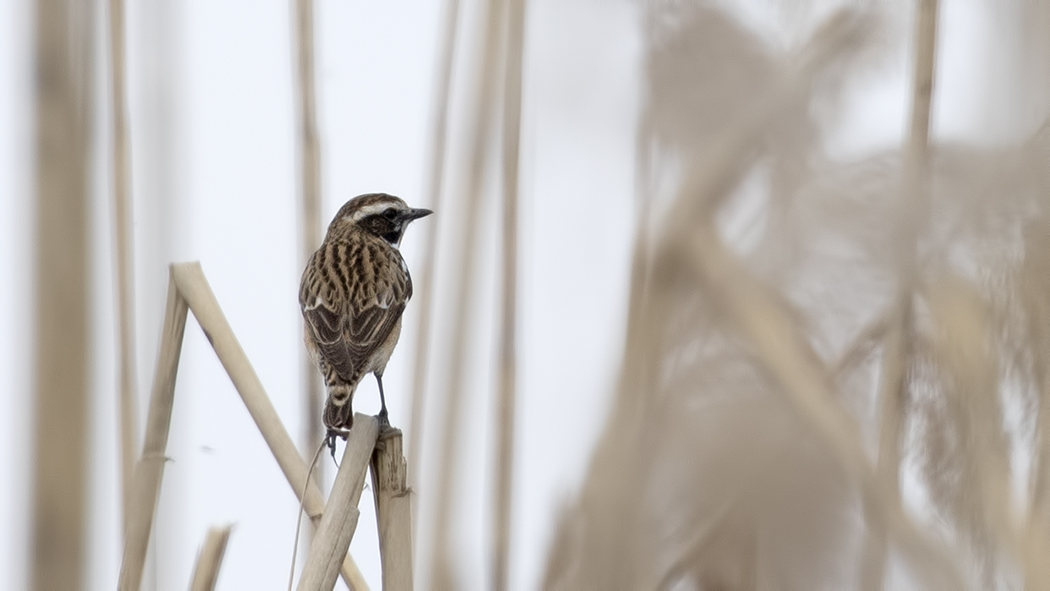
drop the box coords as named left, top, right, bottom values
left=370, top=429, right=413, bottom=591
left=188, top=525, right=233, bottom=591
left=297, top=415, right=379, bottom=591
left=119, top=271, right=189, bottom=591
left=31, top=0, right=93, bottom=586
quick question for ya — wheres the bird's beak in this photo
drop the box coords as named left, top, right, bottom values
left=403, top=208, right=433, bottom=221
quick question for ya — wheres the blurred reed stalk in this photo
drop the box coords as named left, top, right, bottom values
left=292, top=0, right=325, bottom=485
left=107, top=0, right=140, bottom=534
left=426, top=0, right=507, bottom=586
left=119, top=263, right=367, bottom=591
left=658, top=13, right=960, bottom=575
left=188, top=525, right=233, bottom=591
left=30, top=0, right=93, bottom=588
left=546, top=8, right=971, bottom=589
left=406, top=0, right=462, bottom=495
left=862, top=1, right=939, bottom=588
left=492, top=0, right=526, bottom=589
left=297, top=414, right=378, bottom=591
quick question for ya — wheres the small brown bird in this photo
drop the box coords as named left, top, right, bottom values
left=299, top=193, right=432, bottom=441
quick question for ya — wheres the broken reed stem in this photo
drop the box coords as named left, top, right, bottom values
left=119, top=271, right=189, bottom=591
left=170, top=263, right=369, bottom=590
left=863, top=1, right=938, bottom=588
left=293, top=0, right=325, bottom=488
left=428, top=0, right=507, bottom=587
left=119, top=263, right=368, bottom=591
left=31, top=0, right=93, bottom=586
left=108, top=0, right=140, bottom=534
left=492, top=0, right=526, bottom=589
left=371, top=429, right=414, bottom=591
left=407, top=0, right=463, bottom=496
left=297, top=415, right=379, bottom=591
left=189, top=525, right=234, bottom=591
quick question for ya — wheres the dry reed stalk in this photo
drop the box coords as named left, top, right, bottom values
left=406, top=0, right=462, bottom=492
left=1026, top=182, right=1050, bottom=586
left=119, top=271, right=189, bottom=591
left=30, top=1, right=92, bottom=588
left=297, top=414, right=379, bottom=591
left=492, top=0, right=525, bottom=589
left=169, top=263, right=369, bottom=589
left=293, top=0, right=325, bottom=488
left=862, top=1, right=938, bottom=587
left=426, top=0, right=507, bottom=586
left=119, top=263, right=368, bottom=590
left=370, top=429, right=413, bottom=590
left=107, top=0, right=140, bottom=533
left=188, top=525, right=233, bottom=591
left=927, top=281, right=1015, bottom=552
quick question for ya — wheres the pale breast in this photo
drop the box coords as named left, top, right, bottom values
left=367, top=315, right=403, bottom=376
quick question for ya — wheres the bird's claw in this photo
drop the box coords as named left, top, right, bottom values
left=325, top=428, right=349, bottom=460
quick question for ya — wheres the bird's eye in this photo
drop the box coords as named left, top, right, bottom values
left=383, top=209, right=397, bottom=220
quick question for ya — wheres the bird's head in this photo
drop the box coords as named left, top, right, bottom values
left=327, top=193, right=433, bottom=247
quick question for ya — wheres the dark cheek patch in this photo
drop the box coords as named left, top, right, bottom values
left=383, top=230, right=402, bottom=244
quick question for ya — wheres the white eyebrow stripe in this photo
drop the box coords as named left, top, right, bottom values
left=350, top=202, right=395, bottom=222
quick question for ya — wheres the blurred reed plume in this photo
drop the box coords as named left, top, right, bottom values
left=543, top=2, right=1050, bottom=590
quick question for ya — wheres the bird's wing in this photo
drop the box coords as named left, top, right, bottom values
left=300, top=240, right=410, bottom=383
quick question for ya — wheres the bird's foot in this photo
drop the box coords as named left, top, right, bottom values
left=325, top=427, right=350, bottom=460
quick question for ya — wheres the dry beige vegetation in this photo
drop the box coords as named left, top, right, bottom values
left=27, top=0, right=1050, bottom=589
left=544, top=3, right=1050, bottom=590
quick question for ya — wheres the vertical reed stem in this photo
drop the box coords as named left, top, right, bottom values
left=427, top=0, right=506, bottom=586
left=371, top=429, right=413, bottom=591
left=492, top=0, right=525, bottom=588
left=293, top=0, right=325, bottom=486
left=407, top=0, right=463, bottom=492
left=108, top=0, right=140, bottom=534
left=31, top=1, right=93, bottom=587
left=862, top=1, right=938, bottom=588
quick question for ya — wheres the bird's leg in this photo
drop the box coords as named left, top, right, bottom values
left=375, top=373, right=390, bottom=427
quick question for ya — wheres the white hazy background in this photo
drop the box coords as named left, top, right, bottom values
left=0, top=0, right=1044, bottom=589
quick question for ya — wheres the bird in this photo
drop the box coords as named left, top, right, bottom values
left=299, top=193, right=432, bottom=443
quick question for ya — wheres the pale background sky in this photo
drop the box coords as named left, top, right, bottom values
left=0, top=0, right=1030, bottom=589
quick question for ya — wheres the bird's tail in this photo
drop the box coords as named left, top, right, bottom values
left=323, top=383, right=355, bottom=434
